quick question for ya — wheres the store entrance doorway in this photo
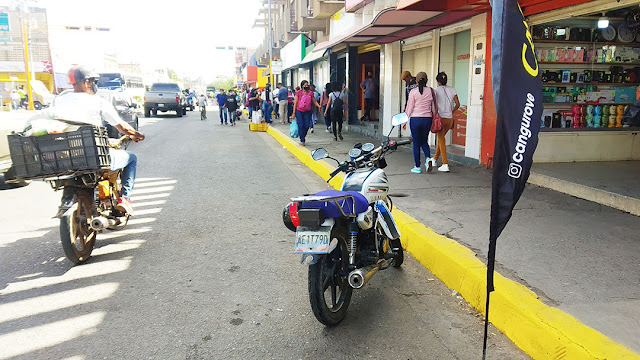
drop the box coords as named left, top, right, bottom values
left=357, top=50, right=380, bottom=121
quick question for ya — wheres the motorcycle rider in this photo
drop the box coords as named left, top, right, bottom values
left=42, top=66, right=145, bottom=215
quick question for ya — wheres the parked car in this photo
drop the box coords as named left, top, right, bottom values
left=95, top=89, right=139, bottom=138
left=144, top=82, right=186, bottom=117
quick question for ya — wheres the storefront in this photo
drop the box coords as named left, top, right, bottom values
left=397, top=14, right=487, bottom=162
left=526, top=0, right=640, bottom=162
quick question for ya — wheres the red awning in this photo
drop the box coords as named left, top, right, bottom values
left=313, top=5, right=487, bottom=53
left=397, top=0, right=490, bottom=12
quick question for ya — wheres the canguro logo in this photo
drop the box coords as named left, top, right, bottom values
left=508, top=93, right=536, bottom=179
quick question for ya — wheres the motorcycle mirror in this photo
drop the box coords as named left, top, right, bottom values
left=311, top=148, right=329, bottom=161
left=391, top=112, right=409, bottom=127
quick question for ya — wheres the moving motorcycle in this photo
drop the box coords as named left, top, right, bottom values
left=8, top=126, right=132, bottom=264
left=50, top=134, right=132, bottom=264
left=282, top=114, right=411, bottom=325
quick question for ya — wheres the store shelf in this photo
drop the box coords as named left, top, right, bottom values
left=542, top=102, right=632, bottom=106
left=540, top=126, right=639, bottom=132
left=539, top=61, right=640, bottom=65
left=542, top=82, right=639, bottom=86
left=534, top=40, right=640, bottom=46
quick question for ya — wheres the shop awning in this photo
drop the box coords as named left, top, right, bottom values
left=397, top=0, right=490, bottom=12
left=300, top=46, right=327, bottom=64
left=313, top=5, right=488, bottom=53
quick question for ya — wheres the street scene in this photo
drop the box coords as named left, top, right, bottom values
left=0, top=0, right=639, bottom=359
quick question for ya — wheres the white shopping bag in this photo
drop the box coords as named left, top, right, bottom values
left=252, top=109, right=262, bottom=124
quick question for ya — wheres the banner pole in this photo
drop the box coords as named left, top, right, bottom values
left=482, top=289, right=491, bottom=360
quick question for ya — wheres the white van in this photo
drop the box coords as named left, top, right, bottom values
left=29, top=80, right=54, bottom=110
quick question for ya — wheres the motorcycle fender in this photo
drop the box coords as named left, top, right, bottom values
left=374, top=200, right=401, bottom=240
left=60, top=202, right=78, bottom=218
left=299, top=218, right=335, bottom=265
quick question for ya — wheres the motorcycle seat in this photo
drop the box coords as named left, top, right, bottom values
left=298, top=190, right=369, bottom=218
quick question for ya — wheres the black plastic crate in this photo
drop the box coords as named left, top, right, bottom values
left=8, top=126, right=111, bottom=179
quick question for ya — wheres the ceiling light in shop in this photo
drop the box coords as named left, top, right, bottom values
left=598, top=14, right=609, bottom=29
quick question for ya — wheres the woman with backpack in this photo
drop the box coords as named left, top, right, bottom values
left=324, top=82, right=345, bottom=141
left=403, top=71, right=435, bottom=174
left=293, top=80, right=321, bottom=146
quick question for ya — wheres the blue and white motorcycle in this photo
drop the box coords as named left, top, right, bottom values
left=283, top=114, right=411, bottom=325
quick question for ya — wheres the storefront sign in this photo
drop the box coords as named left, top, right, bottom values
left=0, top=13, right=9, bottom=32
left=271, top=60, right=282, bottom=75
left=456, top=54, right=470, bottom=61
left=280, top=35, right=305, bottom=70
left=0, top=36, right=10, bottom=42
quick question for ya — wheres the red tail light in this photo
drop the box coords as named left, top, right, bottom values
left=176, top=95, right=180, bottom=102
left=289, top=202, right=300, bottom=228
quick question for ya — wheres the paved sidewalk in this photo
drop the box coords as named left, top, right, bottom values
left=269, top=121, right=640, bottom=355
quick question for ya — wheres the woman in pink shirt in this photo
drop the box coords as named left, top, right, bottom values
left=404, top=71, right=435, bottom=173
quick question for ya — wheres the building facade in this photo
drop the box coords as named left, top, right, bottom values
left=255, top=0, right=640, bottom=165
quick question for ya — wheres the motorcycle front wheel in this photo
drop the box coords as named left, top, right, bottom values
left=60, top=191, right=96, bottom=264
left=308, top=233, right=353, bottom=326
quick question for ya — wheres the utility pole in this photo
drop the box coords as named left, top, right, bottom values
left=268, top=0, right=273, bottom=86
left=20, top=10, right=34, bottom=110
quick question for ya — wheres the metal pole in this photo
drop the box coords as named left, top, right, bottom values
left=21, top=14, right=34, bottom=110
left=268, top=0, right=273, bottom=86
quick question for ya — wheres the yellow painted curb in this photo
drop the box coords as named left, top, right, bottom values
left=265, top=125, right=640, bottom=360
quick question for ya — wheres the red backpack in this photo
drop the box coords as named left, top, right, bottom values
left=297, top=92, right=312, bottom=112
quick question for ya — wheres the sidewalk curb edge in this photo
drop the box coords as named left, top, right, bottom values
left=265, top=125, right=640, bottom=360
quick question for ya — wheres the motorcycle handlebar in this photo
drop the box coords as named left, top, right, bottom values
left=396, top=139, right=412, bottom=146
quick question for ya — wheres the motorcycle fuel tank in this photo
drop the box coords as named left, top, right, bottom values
left=341, top=168, right=389, bottom=204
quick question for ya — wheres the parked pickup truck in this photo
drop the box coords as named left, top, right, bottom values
left=144, top=83, right=186, bottom=118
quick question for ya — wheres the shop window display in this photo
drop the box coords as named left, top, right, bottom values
left=531, top=7, right=640, bottom=130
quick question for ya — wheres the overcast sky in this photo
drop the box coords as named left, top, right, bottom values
left=33, top=0, right=266, bottom=81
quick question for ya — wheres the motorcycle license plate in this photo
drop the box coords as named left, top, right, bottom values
left=295, top=227, right=331, bottom=254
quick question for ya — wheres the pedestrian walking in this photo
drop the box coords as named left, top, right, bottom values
left=216, top=89, right=228, bottom=124
left=226, top=90, right=239, bottom=126
left=401, top=70, right=418, bottom=111
left=293, top=80, right=321, bottom=146
left=287, top=87, right=295, bottom=123
left=310, top=85, right=321, bottom=132
left=320, top=83, right=331, bottom=132
left=272, top=85, right=279, bottom=121
left=360, top=71, right=376, bottom=121
left=17, top=86, right=27, bottom=109
left=324, top=82, right=345, bottom=141
left=277, top=83, right=288, bottom=124
left=261, top=84, right=274, bottom=124
left=10, top=90, right=20, bottom=110
left=403, top=71, right=435, bottom=174
left=432, top=72, right=460, bottom=172
left=248, top=87, right=260, bottom=120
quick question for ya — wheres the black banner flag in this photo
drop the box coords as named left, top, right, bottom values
left=483, top=0, right=543, bottom=356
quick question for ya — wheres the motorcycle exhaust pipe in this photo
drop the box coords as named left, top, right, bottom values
left=90, top=216, right=117, bottom=231
left=348, top=259, right=390, bottom=289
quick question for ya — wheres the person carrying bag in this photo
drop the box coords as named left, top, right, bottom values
left=403, top=72, right=436, bottom=174
left=432, top=72, right=460, bottom=172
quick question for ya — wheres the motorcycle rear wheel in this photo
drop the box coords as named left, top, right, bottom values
left=308, top=233, right=353, bottom=326
left=60, top=192, right=96, bottom=264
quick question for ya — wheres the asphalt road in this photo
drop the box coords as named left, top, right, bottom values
left=0, top=108, right=529, bottom=359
